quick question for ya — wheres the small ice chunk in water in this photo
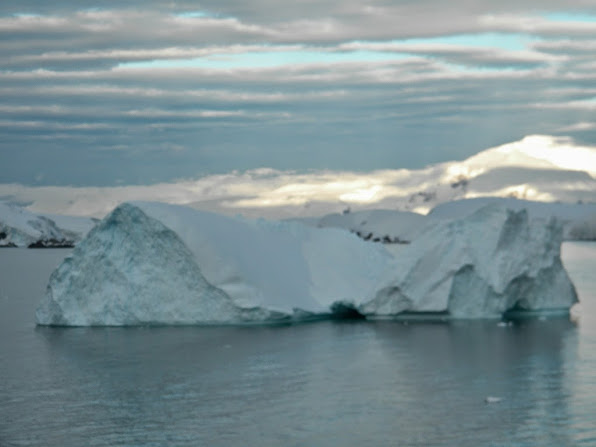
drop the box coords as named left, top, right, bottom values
left=485, top=396, right=503, bottom=404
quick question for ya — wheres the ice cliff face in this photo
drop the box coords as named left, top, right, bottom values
left=36, top=202, right=578, bottom=326
left=360, top=206, right=578, bottom=318
left=36, top=204, right=242, bottom=325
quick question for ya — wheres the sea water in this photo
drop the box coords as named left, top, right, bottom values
left=1, top=243, right=595, bottom=446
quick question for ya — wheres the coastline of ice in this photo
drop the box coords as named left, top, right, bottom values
left=35, top=201, right=578, bottom=326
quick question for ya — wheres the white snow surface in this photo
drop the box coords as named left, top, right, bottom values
left=36, top=201, right=578, bottom=325
left=0, top=201, right=96, bottom=247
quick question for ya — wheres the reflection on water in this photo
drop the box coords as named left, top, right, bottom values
left=1, top=244, right=596, bottom=446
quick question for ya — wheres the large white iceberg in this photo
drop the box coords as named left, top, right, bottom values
left=35, top=201, right=578, bottom=325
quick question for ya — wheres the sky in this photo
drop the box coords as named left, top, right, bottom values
left=1, top=1, right=596, bottom=189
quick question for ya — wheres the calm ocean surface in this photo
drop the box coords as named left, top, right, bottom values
left=1, top=243, right=595, bottom=447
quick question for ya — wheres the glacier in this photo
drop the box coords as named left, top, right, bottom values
left=35, top=201, right=578, bottom=325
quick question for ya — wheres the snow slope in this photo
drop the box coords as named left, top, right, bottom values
left=36, top=201, right=578, bottom=325
left=0, top=201, right=96, bottom=247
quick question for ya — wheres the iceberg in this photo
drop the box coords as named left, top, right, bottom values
left=35, top=201, right=578, bottom=325
left=36, top=202, right=394, bottom=325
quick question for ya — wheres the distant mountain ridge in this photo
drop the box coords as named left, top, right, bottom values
left=0, top=201, right=97, bottom=248
left=390, top=135, right=596, bottom=215
left=0, top=135, right=594, bottom=234
left=192, top=135, right=596, bottom=219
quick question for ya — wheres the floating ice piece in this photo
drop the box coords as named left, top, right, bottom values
left=35, top=201, right=578, bottom=326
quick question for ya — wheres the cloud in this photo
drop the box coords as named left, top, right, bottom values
left=532, top=38, right=596, bottom=54
left=340, top=40, right=565, bottom=69
left=1, top=2, right=596, bottom=187
left=479, top=13, right=596, bottom=36
left=557, top=122, right=596, bottom=132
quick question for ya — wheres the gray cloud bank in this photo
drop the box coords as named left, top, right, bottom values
left=1, top=1, right=596, bottom=186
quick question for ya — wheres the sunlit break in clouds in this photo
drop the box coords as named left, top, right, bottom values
left=1, top=1, right=596, bottom=216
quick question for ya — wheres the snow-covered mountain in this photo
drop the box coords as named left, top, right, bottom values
left=36, top=201, right=577, bottom=325
left=0, top=201, right=97, bottom=248
left=369, top=135, right=596, bottom=215
left=1, top=135, right=593, bottom=221
left=191, top=134, right=596, bottom=218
